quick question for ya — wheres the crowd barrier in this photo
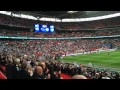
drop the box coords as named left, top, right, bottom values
left=0, top=34, right=120, bottom=40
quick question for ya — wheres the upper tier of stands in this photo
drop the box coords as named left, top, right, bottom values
left=0, top=14, right=120, bottom=30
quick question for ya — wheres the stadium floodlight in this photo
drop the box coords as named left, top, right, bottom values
left=12, top=13, right=21, bottom=18
left=1, top=11, right=120, bottom=22
left=0, top=11, right=11, bottom=15
left=39, top=17, right=61, bottom=22
left=20, top=14, right=37, bottom=20
left=0, top=11, right=38, bottom=20
left=67, top=11, right=79, bottom=14
left=62, top=12, right=120, bottom=22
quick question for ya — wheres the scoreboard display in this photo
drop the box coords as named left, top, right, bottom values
left=34, top=24, right=54, bottom=33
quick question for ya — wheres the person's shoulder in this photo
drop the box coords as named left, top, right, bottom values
left=0, top=71, right=7, bottom=79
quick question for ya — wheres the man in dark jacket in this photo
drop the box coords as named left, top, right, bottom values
left=18, top=61, right=32, bottom=79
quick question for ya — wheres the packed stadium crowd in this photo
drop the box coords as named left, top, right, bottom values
left=0, top=39, right=104, bottom=58
left=0, top=38, right=120, bottom=79
left=0, top=14, right=120, bottom=79
left=1, top=29, right=120, bottom=38
left=57, top=17, right=120, bottom=30
left=0, top=48, right=120, bottom=79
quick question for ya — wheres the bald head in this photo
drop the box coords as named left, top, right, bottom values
left=35, top=66, right=43, bottom=76
left=72, top=75, right=87, bottom=79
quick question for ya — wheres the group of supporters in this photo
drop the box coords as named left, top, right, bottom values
left=1, top=29, right=120, bottom=38
left=0, top=13, right=120, bottom=79
left=0, top=39, right=115, bottom=61
left=0, top=38, right=120, bottom=79
left=0, top=52, right=120, bottom=79
left=56, top=17, right=120, bottom=30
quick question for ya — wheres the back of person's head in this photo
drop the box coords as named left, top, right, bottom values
left=7, top=57, right=13, bottom=64
left=33, top=61, right=38, bottom=67
left=38, top=62, right=46, bottom=70
left=23, top=54, right=27, bottom=59
left=35, top=66, right=43, bottom=76
left=95, top=73, right=100, bottom=77
left=0, top=58, right=6, bottom=66
left=21, top=61, right=28, bottom=69
left=41, top=62, right=46, bottom=68
left=72, top=75, right=87, bottom=79
left=14, top=58, right=20, bottom=65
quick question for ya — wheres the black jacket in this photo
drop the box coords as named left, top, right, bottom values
left=19, top=69, right=32, bottom=79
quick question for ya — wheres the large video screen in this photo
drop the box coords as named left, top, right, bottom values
left=34, top=24, right=54, bottom=33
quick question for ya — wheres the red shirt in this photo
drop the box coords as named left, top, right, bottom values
left=0, top=71, right=7, bottom=79
left=0, top=65, right=6, bottom=72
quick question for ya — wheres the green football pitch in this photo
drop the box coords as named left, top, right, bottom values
left=60, top=50, right=120, bottom=72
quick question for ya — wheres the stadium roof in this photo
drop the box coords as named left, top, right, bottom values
left=14, top=11, right=120, bottom=19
